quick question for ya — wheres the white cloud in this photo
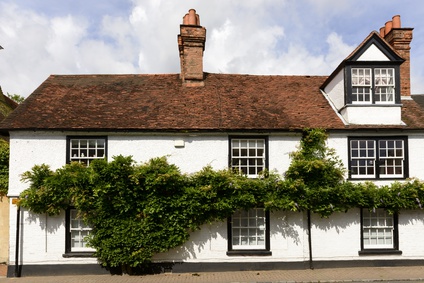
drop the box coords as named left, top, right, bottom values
left=0, top=0, right=423, bottom=97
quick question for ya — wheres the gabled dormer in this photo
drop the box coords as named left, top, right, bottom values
left=321, top=15, right=413, bottom=125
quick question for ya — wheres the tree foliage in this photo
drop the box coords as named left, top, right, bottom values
left=7, top=93, right=25, bottom=104
left=18, top=129, right=424, bottom=272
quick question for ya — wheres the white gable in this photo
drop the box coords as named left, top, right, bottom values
left=357, top=43, right=390, bottom=61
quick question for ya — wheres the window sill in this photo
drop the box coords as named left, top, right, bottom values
left=358, top=249, right=402, bottom=256
left=348, top=177, right=407, bottom=181
left=344, top=103, right=402, bottom=108
left=63, top=252, right=95, bottom=258
left=227, top=250, right=272, bottom=256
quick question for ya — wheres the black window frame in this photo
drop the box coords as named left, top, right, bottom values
left=348, top=136, right=409, bottom=180
left=345, top=64, right=401, bottom=105
left=359, top=208, right=402, bottom=255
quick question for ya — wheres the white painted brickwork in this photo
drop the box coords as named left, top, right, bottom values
left=8, top=131, right=424, bottom=265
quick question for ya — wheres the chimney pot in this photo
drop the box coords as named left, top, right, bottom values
left=379, top=27, right=386, bottom=37
left=392, top=15, right=401, bottom=28
left=183, top=13, right=189, bottom=25
left=188, top=9, right=197, bottom=25
left=385, top=20, right=393, bottom=35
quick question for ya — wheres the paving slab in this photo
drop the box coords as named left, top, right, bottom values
left=1, top=266, right=424, bottom=283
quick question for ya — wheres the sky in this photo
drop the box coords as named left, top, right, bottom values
left=0, top=0, right=423, bottom=98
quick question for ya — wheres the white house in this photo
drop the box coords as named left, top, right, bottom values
left=2, top=10, right=424, bottom=277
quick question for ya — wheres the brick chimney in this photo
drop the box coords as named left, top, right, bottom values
left=380, top=15, right=413, bottom=96
left=178, top=9, right=206, bottom=87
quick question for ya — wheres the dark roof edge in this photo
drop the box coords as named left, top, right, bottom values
left=2, top=127, right=424, bottom=135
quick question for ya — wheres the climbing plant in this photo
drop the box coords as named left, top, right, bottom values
left=18, top=128, right=424, bottom=272
left=0, top=139, right=9, bottom=198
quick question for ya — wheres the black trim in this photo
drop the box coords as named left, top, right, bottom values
left=348, top=35, right=404, bottom=62
left=227, top=210, right=271, bottom=255
left=358, top=249, right=402, bottom=256
left=66, top=136, right=108, bottom=164
left=8, top=259, right=424, bottom=277
left=62, top=252, right=95, bottom=258
left=359, top=208, right=401, bottom=254
left=65, top=208, right=71, bottom=253
left=226, top=250, right=272, bottom=256
left=7, top=264, right=108, bottom=277
left=347, top=136, right=409, bottom=180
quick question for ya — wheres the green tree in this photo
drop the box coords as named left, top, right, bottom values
left=268, top=128, right=349, bottom=217
left=7, top=93, right=25, bottom=104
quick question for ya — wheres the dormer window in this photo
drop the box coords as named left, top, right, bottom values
left=351, top=67, right=395, bottom=104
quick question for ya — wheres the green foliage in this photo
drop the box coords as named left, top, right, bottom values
left=17, top=128, right=424, bottom=272
left=0, top=139, right=9, bottom=197
left=285, top=128, right=345, bottom=188
left=7, top=93, right=25, bottom=104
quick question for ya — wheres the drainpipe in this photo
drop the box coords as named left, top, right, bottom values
left=14, top=203, right=21, bottom=277
left=307, top=210, right=314, bottom=270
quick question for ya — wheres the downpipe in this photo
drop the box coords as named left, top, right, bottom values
left=307, top=210, right=314, bottom=270
left=14, top=202, right=21, bottom=277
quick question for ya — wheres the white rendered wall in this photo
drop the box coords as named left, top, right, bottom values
left=408, top=133, right=424, bottom=179
left=8, top=204, right=98, bottom=266
left=311, top=209, right=362, bottom=260
left=341, top=106, right=402, bottom=125
left=8, top=131, right=424, bottom=266
left=8, top=131, right=303, bottom=265
left=153, top=210, right=308, bottom=263
left=108, top=133, right=300, bottom=176
left=357, top=44, right=390, bottom=61
left=323, top=70, right=345, bottom=111
left=398, top=210, right=424, bottom=258
left=8, top=132, right=66, bottom=197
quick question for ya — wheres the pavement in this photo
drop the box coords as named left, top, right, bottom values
left=0, top=266, right=424, bottom=283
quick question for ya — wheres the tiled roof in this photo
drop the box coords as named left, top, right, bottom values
left=0, top=73, right=423, bottom=132
left=402, top=95, right=424, bottom=129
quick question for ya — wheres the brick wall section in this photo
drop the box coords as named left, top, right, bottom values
left=384, top=28, right=413, bottom=96
left=178, top=25, right=206, bottom=86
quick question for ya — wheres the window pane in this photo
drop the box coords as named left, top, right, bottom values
left=352, top=68, right=372, bottom=103
left=80, top=140, right=88, bottom=148
left=374, top=68, right=395, bottom=103
left=379, top=139, right=404, bottom=178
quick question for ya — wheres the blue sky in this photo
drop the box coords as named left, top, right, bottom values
left=0, top=0, right=423, bottom=97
